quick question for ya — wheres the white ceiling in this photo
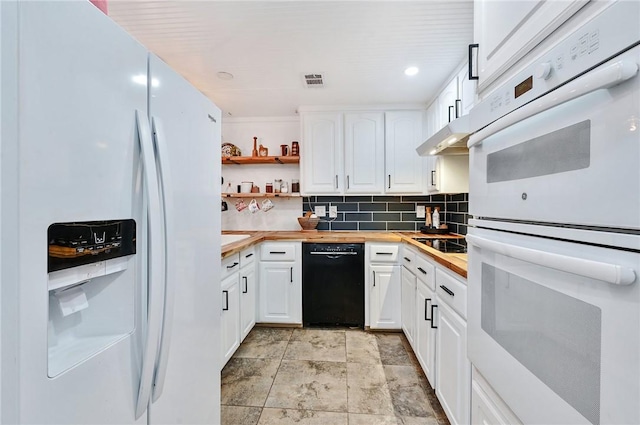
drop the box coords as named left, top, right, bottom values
left=108, top=1, right=474, bottom=117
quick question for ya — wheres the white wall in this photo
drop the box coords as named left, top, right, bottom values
left=222, top=197, right=303, bottom=231
left=221, top=116, right=302, bottom=230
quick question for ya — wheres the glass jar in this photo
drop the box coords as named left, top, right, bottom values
left=281, top=181, right=289, bottom=193
left=265, top=183, right=273, bottom=193
left=291, top=179, right=300, bottom=193
left=273, top=179, right=282, bottom=193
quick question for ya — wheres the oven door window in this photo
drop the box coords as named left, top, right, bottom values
left=482, top=263, right=601, bottom=425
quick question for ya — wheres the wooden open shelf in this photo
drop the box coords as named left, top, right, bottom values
left=222, top=155, right=300, bottom=165
left=222, top=193, right=301, bottom=198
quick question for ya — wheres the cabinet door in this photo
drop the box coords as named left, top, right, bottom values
left=456, top=65, right=476, bottom=117
left=425, top=101, right=440, bottom=140
left=344, top=112, right=384, bottom=194
left=474, top=0, right=587, bottom=91
left=384, top=111, right=424, bottom=193
left=240, top=265, right=256, bottom=341
left=221, top=274, right=240, bottom=368
left=401, top=267, right=416, bottom=348
left=426, top=155, right=469, bottom=195
left=259, top=261, right=300, bottom=324
left=437, top=77, right=459, bottom=129
left=301, top=113, right=343, bottom=194
left=416, top=283, right=436, bottom=388
left=369, top=264, right=401, bottom=329
left=435, top=299, right=471, bottom=425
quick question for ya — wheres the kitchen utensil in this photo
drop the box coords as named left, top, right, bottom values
left=261, top=199, right=274, bottom=212
left=280, top=144, right=289, bottom=156
left=240, top=181, right=253, bottom=193
left=234, top=199, right=247, bottom=212
left=252, top=136, right=258, bottom=157
left=248, top=199, right=260, bottom=213
left=259, top=144, right=268, bottom=156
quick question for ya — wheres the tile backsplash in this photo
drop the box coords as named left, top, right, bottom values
left=302, top=194, right=469, bottom=234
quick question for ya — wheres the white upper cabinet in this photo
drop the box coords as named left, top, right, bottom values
left=344, top=112, right=385, bottom=193
left=301, top=113, right=343, bottom=194
left=437, top=78, right=459, bottom=129
left=473, top=0, right=588, bottom=92
left=457, top=66, right=476, bottom=117
left=385, top=111, right=424, bottom=193
left=425, top=101, right=440, bottom=140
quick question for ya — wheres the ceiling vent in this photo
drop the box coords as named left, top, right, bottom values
left=303, top=73, right=324, bottom=88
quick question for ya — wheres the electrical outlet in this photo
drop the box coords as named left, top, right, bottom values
left=329, top=205, right=338, bottom=218
left=416, top=205, right=426, bottom=219
left=315, top=206, right=326, bottom=217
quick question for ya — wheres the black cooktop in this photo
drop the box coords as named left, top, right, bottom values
left=414, top=238, right=467, bottom=254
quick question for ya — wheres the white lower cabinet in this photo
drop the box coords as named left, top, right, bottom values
left=415, top=279, right=436, bottom=388
left=435, top=296, right=471, bottom=425
left=401, top=267, right=416, bottom=347
left=239, top=247, right=256, bottom=341
left=471, top=367, right=522, bottom=425
left=258, top=242, right=301, bottom=324
left=369, top=264, right=401, bottom=329
left=221, top=272, right=240, bottom=368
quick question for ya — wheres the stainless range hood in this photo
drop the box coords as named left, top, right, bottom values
left=416, top=115, right=470, bottom=156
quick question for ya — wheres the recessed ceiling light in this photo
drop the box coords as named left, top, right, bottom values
left=217, top=71, right=234, bottom=81
left=404, top=66, right=419, bottom=76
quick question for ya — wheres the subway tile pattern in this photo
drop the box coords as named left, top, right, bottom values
left=302, top=195, right=469, bottom=234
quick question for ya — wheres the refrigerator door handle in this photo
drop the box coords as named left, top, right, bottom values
left=150, top=117, right=176, bottom=403
left=134, top=110, right=167, bottom=420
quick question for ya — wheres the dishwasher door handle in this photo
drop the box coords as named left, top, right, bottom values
left=309, top=251, right=358, bottom=255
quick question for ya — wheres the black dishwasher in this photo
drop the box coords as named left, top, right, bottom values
left=302, top=243, right=364, bottom=327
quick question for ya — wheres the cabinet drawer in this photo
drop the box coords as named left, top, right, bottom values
left=369, top=244, right=399, bottom=263
left=415, top=254, right=436, bottom=290
left=435, top=268, right=467, bottom=319
left=401, top=246, right=416, bottom=270
left=221, top=253, right=240, bottom=280
left=240, top=246, right=256, bottom=268
left=260, top=243, right=296, bottom=261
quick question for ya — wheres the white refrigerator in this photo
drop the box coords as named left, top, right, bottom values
left=1, top=1, right=222, bottom=423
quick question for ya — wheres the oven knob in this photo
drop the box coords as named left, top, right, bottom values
left=535, top=62, right=552, bottom=80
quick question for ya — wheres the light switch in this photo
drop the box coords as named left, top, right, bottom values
left=416, top=205, right=426, bottom=219
left=315, top=206, right=326, bottom=217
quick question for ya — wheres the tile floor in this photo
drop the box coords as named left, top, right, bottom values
left=221, top=327, right=450, bottom=425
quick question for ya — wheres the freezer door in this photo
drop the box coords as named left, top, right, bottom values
left=6, top=1, right=149, bottom=424
left=147, top=54, right=222, bottom=425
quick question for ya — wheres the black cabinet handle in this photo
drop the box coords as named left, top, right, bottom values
left=290, top=267, right=293, bottom=283
left=242, top=276, right=248, bottom=293
left=373, top=271, right=376, bottom=287
left=388, top=174, right=391, bottom=189
left=245, top=253, right=254, bottom=258
left=335, top=175, right=338, bottom=189
left=430, top=304, right=438, bottom=329
left=425, top=298, right=431, bottom=321
left=455, top=99, right=462, bottom=119
left=270, top=251, right=286, bottom=254
left=469, top=43, right=479, bottom=80
left=222, top=290, right=229, bottom=311
left=347, top=175, right=350, bottom=189
left=226, top=262, right=239, bottom=269
left=440, top=285, right=455, bottom=297
left=431, top=170, right=436, bottom=186
left=403, top=257, right=411, bottom=262
left=448, top=105, right=454, bottom=123
left=376, top=252, right=393, bottom=255
left=417, top=267, right=427, bottom=275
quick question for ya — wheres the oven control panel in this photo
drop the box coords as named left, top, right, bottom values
left=471, top=1, right=639, bottom=133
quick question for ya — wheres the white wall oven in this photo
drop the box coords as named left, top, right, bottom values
left=467, top=2, right=640, bottom=424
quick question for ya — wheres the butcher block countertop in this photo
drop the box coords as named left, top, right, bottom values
left=222, top=230, right=467, bottom=279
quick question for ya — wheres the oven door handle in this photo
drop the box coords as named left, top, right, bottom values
left=466, top=234, right=636, bottom=286
left=468, top=58, right=639, bottom=148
